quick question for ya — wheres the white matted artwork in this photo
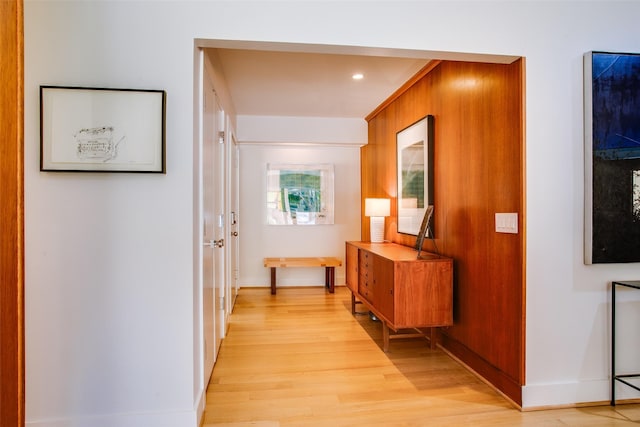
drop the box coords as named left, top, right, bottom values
left=40, top=86, right=166, bottom=173
left=397, top=115, right=434, bottom=235
left=266, top=163, right=334, bottom=225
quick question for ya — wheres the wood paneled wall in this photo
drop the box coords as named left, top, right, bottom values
left=363, top=59, right=525, bottom=405
left=0, top=0, right=25, bottom=425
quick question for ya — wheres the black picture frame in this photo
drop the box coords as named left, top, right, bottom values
left=584, top=52, right=640, bottom=263
left=396, top=115, right=434, bottom=236
left=40, top=86, right=166, bottom=173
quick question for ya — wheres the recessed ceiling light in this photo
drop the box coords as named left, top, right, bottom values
left=352, top=73, right=364, bottom=80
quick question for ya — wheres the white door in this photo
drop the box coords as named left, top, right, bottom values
left=202, top=73, right=217, bottom=383
left=229, top=132, right=240, bottom=307
left=223, top=119, right=232, bottom=328
left=223, top=121, right=240, bottom=319
left=213, top=95, right=227, bottom=345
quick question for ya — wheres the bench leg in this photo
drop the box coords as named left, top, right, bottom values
left=270, top=267, right=276, bottom=295
left=325, top=266, right=335, bottom=293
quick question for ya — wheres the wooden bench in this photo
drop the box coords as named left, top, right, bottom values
left=263, top=257, right=342, bottom=295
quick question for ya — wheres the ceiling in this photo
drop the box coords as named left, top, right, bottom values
left=211, top=48, right=431, bottom=119
left=200, top=40, right=519, bottom=120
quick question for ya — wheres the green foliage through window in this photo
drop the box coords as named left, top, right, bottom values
left=266, top=164, right=334, bottom=225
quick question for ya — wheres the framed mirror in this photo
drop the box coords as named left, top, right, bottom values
left=397, top=115, right=434, bottom=235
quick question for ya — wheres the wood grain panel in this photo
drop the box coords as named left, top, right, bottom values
left=0, top=1, right=25, bottom=426
left=394, top=260, right=453, bottom=327
left=372, top=254, right=394, bottom=321
left=345, top=242, right=359, bottom=292
left=363, top=59, right=525, bottom=404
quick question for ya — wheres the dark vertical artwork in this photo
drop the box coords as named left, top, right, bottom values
left=586, top=51, right=640, bottom=263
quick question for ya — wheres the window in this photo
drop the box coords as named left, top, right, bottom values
left=266, top=163, right=334, bottom=225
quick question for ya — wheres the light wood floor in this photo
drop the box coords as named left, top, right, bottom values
left=203, top=286, right=640, bottom=426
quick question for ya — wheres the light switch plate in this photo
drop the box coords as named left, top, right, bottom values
left=495, top=213, right=518, bottom=234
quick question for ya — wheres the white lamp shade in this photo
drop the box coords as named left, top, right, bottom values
left=365, top=198, right=390, bottom=217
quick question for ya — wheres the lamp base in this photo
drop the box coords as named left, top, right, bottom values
left=370, top=216, right=385, bottom=243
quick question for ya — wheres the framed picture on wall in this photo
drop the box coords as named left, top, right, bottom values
left=40, top=86, right=166, bottom=173
left=397, top=115, right=434, bottom=235
left=266, top=163, right=334, bottom=225
left=584, top=52, right=640, bottom=263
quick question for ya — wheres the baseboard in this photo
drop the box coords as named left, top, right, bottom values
left=523, top=378, right=640, bottom=409
left=239, top=284, right=347, bottom=289
left=440, top=333, right=522, bottom=406
left=196, top=386, right=205, bottom=426
left=26, top=408, right=198, bottom=427
left=239, top=273, right=346, bottom=288
left=438, top=340, right=522, bottom=410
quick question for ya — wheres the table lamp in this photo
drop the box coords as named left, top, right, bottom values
left=365, top=198, right=390, bottom=243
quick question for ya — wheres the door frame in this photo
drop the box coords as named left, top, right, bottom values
left=0, top=0, right=25, bottom=426
left=228, top=130, right=240, bottom=307
left=193, top=43, right=242, bottom=423
left=200, top=53, right=219, bottom=385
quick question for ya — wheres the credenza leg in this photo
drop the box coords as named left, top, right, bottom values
left=382, top=322, right=390, bottom=352
left=270, top=267, right=276, bottom=295
left=429, top=327, right=437, bottom=349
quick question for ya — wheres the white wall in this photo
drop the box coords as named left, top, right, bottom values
left=25, top=2, right=198, bottom=426
left=235, top=114, right=364, bottom=287
left=23, top=1, right=640, bottom=425
left=237, top=142, right=362, bottom=287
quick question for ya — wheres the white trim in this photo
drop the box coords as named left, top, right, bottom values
left=521, top=378, right=640, bottom=408
left=193, top=38, right=520, bottom=64
left=26, top=410, right=198, bottom=427
left=237, top=141, right=365, bottom=147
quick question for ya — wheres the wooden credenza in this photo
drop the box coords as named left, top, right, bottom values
left=345, top=241, right=453, bottom=351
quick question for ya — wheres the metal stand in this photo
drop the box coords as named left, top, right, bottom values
left=611, top=280, right=640, bottom=406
